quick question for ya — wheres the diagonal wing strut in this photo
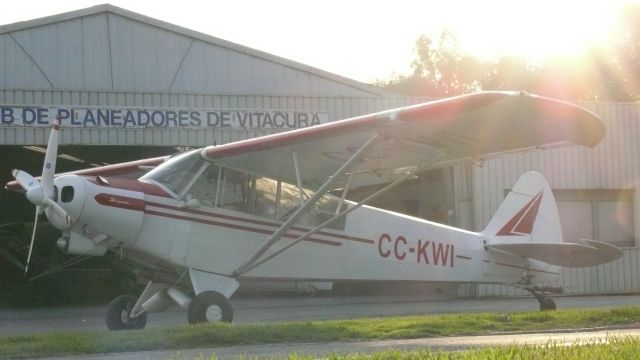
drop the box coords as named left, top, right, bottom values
left=232, top=134, right=379, bottom=276
left=234, top=146, right=445, bottom=276
left=235, top=153, right=446, bottom=276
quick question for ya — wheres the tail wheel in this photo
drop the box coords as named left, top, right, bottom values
left=105, top=295, right=147, bottom=330
left=187, top=290, right=233, bottom=324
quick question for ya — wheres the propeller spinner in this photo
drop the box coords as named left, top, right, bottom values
left=12, top=117, right=72, bottom=274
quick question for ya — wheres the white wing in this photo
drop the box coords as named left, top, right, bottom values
left=202, top=91, right=604, bottom=190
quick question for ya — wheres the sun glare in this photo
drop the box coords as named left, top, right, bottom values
left=450, top=2, right=623, bottom=63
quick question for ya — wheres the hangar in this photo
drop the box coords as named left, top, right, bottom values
left=1, top=4, right=639, bottom=298
left=0, top=4, right=424, bottom=222
left=0, top=4, right=409, bottom=147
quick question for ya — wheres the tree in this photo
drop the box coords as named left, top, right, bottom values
left=599, top=3, right=640, bottom=101
left=377, top=7, right=640, bottom=102
left=479, top=56, right=532, bottom=92
left=376, top=31, right=482, bottom=97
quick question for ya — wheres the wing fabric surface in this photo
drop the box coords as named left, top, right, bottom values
left=489, top=239, right=623, bottom=267
left=203, top=91, right=604, bottom=190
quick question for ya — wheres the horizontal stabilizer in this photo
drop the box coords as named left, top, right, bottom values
left=488, top=239, right=623, bottom=267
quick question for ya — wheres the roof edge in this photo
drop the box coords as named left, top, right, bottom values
left=0, top=4, right=400, bottom=97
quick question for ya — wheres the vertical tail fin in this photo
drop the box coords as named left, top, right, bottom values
left=482, top=171, right=563, bottom=244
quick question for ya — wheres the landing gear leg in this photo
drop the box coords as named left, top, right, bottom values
left=105, top=295, right=148, bottom=330
left=526, top=286, right=561, bottom=311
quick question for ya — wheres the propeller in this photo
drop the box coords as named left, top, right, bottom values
left=12, top=117, right=72, bottom=274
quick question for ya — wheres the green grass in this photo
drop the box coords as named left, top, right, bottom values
left=299, top=337, right=640, bottom=360
left=2, top=306, right=640, bottom=359
left=169, top=338, right=640, bottom=360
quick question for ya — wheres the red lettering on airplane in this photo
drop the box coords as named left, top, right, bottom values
left=417, top=239, right=430, bottom=264
left=432, top=242, right=454, bottom=267
left=378, top=233, right=392, bottom=258
left=377, top=234, right=454, bottom=267
left=394, top=236, right=407, bottom=260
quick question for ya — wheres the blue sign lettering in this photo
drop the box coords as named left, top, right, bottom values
left=1, top=107, right=14, bottom=124
left=0, top=105, right=328, bottom=129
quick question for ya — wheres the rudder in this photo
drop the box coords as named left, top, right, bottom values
left=482, top=171, right=563, bottom=244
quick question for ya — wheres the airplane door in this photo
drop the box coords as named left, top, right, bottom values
left=168, top=216, right=192, bottom=266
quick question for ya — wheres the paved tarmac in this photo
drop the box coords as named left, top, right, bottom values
left=1, top=293, right=640, bottom=336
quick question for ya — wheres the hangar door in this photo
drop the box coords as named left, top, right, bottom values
left=555, top=189, right=635, bottom=248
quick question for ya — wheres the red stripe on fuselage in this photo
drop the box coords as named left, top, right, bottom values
left=145, top=200, right=373, bottom=244
left=89, top=179, right=370, bottom=244
left=143, top=209, right=341, bottom=246
left=95, top=193, right=345, bottom=247
left=89, top=176, right=370, bottom=244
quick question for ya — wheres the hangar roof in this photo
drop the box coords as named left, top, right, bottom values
left=0, top=4, right=397, bottom=97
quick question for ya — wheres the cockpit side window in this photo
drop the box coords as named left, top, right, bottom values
left=182, top=164, right=221, bottom=207
left=141, top=150, right=205, bottom=197
left=182, top=165, right=253, bottom=211
left=176, top=162, right=346, bottom=231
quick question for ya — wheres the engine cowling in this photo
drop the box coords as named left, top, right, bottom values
left=51, top=175, right=146, bottom=253
left=75, top=178, right=145, bottom=246
left=56, top=231, right=108, bottom=256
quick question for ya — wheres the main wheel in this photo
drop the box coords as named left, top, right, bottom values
left=539, top=297, right=557, bottom=311
left=105, top=295, right=147, bottom=330
left=187, top=291, right=233, bottom=324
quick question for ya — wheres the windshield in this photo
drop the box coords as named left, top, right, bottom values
left=141, top=149, right=206, bottom=196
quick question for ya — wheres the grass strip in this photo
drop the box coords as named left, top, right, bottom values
left=2, top=306, right=640, bottom=359
left=277, top=337, right=640, bottom=360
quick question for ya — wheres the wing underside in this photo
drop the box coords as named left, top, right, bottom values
left=203, top=91, right=604, bottom=190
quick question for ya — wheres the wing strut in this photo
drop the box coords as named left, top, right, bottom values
left=292, top=151, right=305, bottom=205
left=336, top=172, right=354, bottom=215
left=27, top=255, right=92, bottom=281
left=233, top=134, right=379, bottom=276
left=234, top=152, right=446, bottom=276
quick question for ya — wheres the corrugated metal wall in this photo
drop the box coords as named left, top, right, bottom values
left=0, top=89, right=420, bottom=146
left=0, top=9, right=388, bottom=97
left=457, top=102, right=640, bottom=297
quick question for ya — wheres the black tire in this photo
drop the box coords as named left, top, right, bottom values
left=187, top=291, right=233, bottom=324
left=105, top=295, right=147, bottom=330
left=539, top=298, right=557, bottom=311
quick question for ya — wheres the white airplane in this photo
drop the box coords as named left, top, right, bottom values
left=5, top=91, right=623, bottom=330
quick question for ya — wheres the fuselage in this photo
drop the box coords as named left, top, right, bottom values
left=52, top=150, right=560, bottom=287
